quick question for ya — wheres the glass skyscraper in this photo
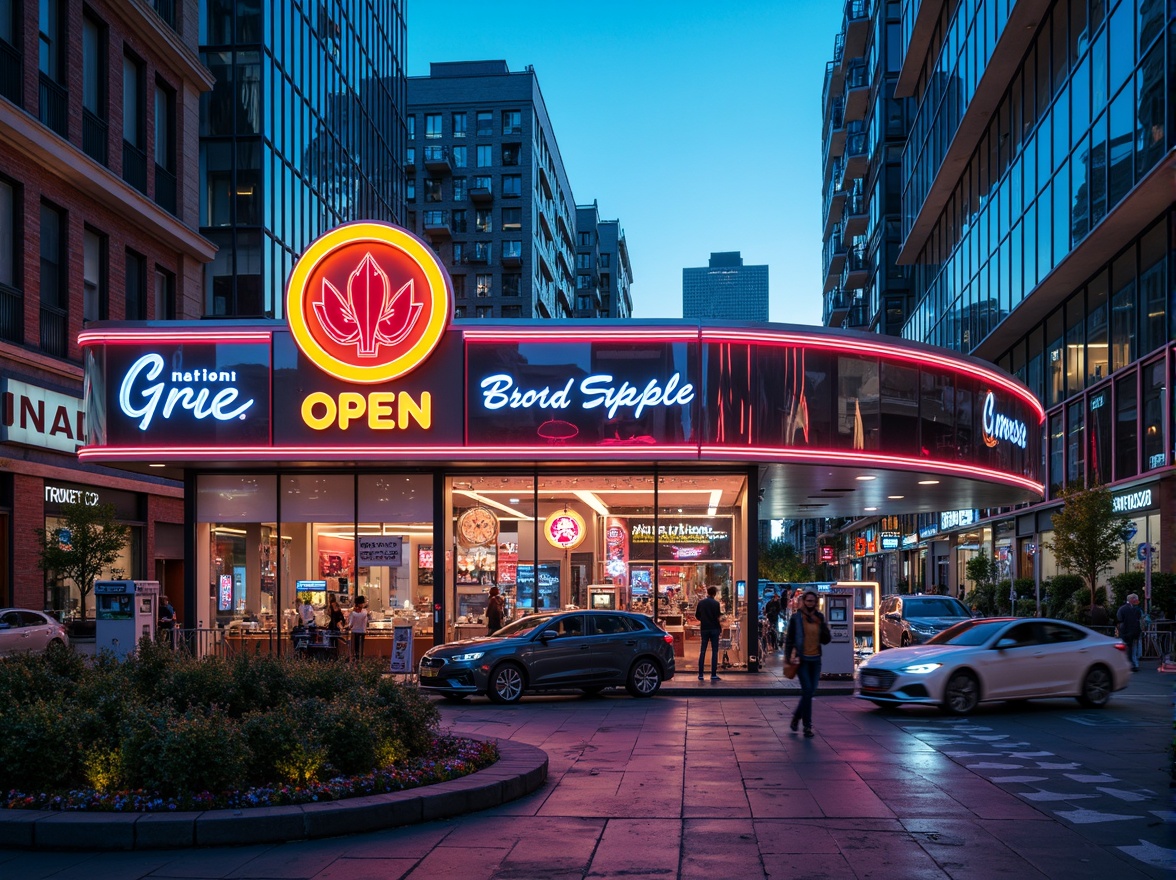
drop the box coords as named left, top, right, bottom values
left=199, top=0, right=406, bottom=318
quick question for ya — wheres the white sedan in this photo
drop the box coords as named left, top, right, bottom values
left=0, top=608, right=70, bottom=657
left=856, top=617, right=1132, bottom=715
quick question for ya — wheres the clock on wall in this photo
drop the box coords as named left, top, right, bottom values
left=457, top=506, right=498, bottom=545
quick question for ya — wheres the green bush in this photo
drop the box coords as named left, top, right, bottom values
left=0, top=647, right=443, bottom=801
left=1109, top=571, right=1176, bottom=619
left=1044, top=574, right=1086, bottom=617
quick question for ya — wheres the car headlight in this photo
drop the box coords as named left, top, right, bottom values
left=449, top=651, right=485, bottom=662
left=899, top=662, right=942, bottom=674
left=909, top=623, right=938, bottom=634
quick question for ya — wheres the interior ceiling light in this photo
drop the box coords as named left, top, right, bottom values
left=864, top=507, right=878, bottom=511
left=148, top=463, right=166, bottom=468
left=855, top=475, right=876, bottom=481
left=573, top=490, right=610, bottom=518
left=918, top=480, right=941, bottom=485
left=888, top=495, right=905, bottom=499
left=707, top=489, right=722, bottom=516
left=452, top=488, right=534, bottom=521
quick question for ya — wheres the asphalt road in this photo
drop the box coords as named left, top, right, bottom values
left=1, top=678, right=1172, bottom=879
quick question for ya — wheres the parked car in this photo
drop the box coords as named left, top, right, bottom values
left=878, top=593, right=972, bottom=648
left=0, top=609, right=69, bottom=657
left=857, top=617, right=1131, bottom=715
left=419, top=610, right=676, bottom=704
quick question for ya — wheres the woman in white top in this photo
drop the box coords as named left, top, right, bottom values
left=348, top=596, right=370, bottom=659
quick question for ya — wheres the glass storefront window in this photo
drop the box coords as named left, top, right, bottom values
left=1066, top=403, right=1085, bottom=486
left=357, top=475, right=434, bottom=619
left=196, top=475, right=277, bottom=626
left=1141, top=360, right=1165, bottom=471
left=1087, top=384, right=1113, bottom=484
left=1049, top=412, right=1064, bottom=495
left=280, top=475, right=354, bottom=626
left=1115, top=374, right=1138, bottom=480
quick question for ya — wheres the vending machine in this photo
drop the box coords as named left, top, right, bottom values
left=94, top=579, right=160, bottom=660
left=817, top=589, right=855, bottom=677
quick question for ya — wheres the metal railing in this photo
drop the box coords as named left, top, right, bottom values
left=82, top=109, right=108, bottom=165
left=154, top=163, right=177, bottom=214
left=0, top=38, right=21, bottom=106
left=39, top=303, right=68, bottom=357
left=0, top=283, right=22, bottom=344
left=38, top=74, right=67, bottom=138
left=152, top=0, right=177, bottom=30
left=123, top=141, right=147, bottom=193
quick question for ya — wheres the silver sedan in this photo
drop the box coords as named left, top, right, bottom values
left=856, top=617, right=1132, bottom=715
left=0, top=608, right=69, bottom=657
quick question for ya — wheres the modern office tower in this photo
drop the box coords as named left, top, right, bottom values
left=199, top=0, right=406, bottom=318
left=820, top=0, right=914, bottom=334
left=682, top=252, right=769, bottom=321
left=407, top=61, right=577, bottom=319
left=0, top=0, right=212, bottom=611
left=878, top=0, right=1174, bottom=593
left=575, top=201, right=633, bottom=319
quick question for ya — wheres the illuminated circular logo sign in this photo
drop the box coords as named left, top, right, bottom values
left=544, top=509, right=587, bottom=551
left=285, top=222, right=451, bottom=384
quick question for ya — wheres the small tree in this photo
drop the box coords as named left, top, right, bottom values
left=964, top=549, right=999, bottom=615
left=758, top=540, right=813, bottom=584
left=36, top=501, right=131, bottom=621
left=1043, top=483, right=1130, bottom=616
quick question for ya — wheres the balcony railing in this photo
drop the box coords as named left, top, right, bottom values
left=39, top=303, right=68, bottom=357
left=154, top=163, right=177, bottom=214
left=0, top=39, right=21, bottom=106
left=82, top=110, right=108, bottom=166
left=123, top=141, right=147, bottom=193
left=38, top=74, right=68, bottom=138
left=152, top=0, right=177, bottom=30
left=0, top=283, right=23, bottom=344
left=423, top=144, right=451, bottom=172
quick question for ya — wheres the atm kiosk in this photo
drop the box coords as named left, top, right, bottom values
left=816, top=586, right=855, bottom=676
left=94, top=579, right=160, bottom=660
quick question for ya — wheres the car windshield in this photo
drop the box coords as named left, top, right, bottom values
left=490, top=613, right=559, bottom=639
left=903, top=597, right=970, bottom=618
left=926, top=620, right=1009, bottom=646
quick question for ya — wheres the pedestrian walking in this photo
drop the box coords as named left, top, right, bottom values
left=695, top=585, right=723, bottom=681
left=486, top=586, right=505, bottom=635
left=784, top=590, right=831, bottom=737
left=1116, top=592, right=1143, bottom=671
left=763, top=594, right=781, bottom=650
left=347, top=596, right=369, bottom=660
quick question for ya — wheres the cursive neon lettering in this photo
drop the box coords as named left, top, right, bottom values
left=118, top=353, right=254, bottom=431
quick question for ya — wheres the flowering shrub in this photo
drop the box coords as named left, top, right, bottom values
left=0, top=641, right=493, bottom=811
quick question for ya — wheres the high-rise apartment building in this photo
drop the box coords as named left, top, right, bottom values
left=831, top=0, right=1174, bottom=595
left=199, top=0, right=406, bottom=318
left=682, top=252, right=768, bottom=321
left=821, top=0, right=914, bottom=334
left=407, top=61, right=577, bottom=319
left=0, top=0, right=213, bottom=612
left=575, top=201, right=633, bottom=319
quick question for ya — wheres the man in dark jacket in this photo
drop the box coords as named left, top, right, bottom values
left=1116, top=593, right=1143, bottom=671
left=763, top=595, right=781, bottom=650
left=696, top=586, right=723, bottom=681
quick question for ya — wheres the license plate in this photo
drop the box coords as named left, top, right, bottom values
left=860, top=674, right=880, bottom=688
left=420, top=668, right=438, bottom=679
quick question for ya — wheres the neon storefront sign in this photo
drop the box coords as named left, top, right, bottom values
left=479, top=372, right=695, bottom=419
left=118, top=353, right=255, bottom=430
left=981, top=390, right=1028, bottom=449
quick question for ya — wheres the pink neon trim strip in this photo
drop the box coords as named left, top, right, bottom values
left=79, top=331, right=273, bottom=346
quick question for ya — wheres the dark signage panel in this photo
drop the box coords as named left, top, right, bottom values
left=466, top=340, right=698, bottom=447
left=102, top=342, right=272, bottom=448
left=625, top=516, right=733, bottom=562
left=271, top=329, right=464, bottom=447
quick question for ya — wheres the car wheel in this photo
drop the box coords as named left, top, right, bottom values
left=943, top=671, right=980, bottom=715
left=441, top=694, right=468, bottom=703
left=1077, top=665, right=1113, bottom=708
left=625, top=658, right=662, bottom=698
left=47, top=639, right=65, bottom=649
left=487, top=663, right=525, bottom=704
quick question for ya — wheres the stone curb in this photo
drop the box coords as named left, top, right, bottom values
left=0, top=737, right=547, bottom=851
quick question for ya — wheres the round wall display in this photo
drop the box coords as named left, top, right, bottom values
left=544, top=508, right=587, bottom=551
left=457, top=506, right=498, bottom=545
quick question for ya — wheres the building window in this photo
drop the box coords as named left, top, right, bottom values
left=502, top=206, right=521, bottom=230
left=1142, top=360, right=1166, bottom=470
left=406, top=115, right=414, bottom=139
left=502, top=174, right=521, bottom=197
left=38, top=200, right=66, bottom=357
left=154, top=265, right=176, bottom=320
left=476, top=306, right=493, bottom=319
left=577, top=274, right=592, bottom=289
left=81, top=12, right=107, bottom=165
left=122, top=51, right=146, bottom=192
left=576, top=253, right=592, bottom=270
left=476, top=145, right=492, bottom=168
left=452, top=145, right=467, bottom=168
left=473, top=242, right=491, bottom=263
left=424, top=177, right=442, bottom=202
left=502, top=143, right=520, bottom=166
left=476, top=274, right=491, bottom=297
left=452, top=177, right=467, bottom=201
left=502, top=240, right=522, bottom=260
left=125, top=249, right=147, bottom=320
left=600, top=272, right=610, bottom=290
left=476, top=111, right=493, bottom=136
left=578, top=232, right=593, bottom=246
left=502, top=305, right=521, bottom=317
left=424, top=113, right=442, bottom=139
left=405, top=146, right=415, bottom=167
left=452, top=112, right=467, bottom=138
left=451, top=274, right=466, bottom=299
left=502, top=274, right=521, bottom=297
left=1115, top=374, right=1138, bottom=481
left=154, top=79, right=177, bottom=213
left=82, top=227, right=107, bottom=322
left=406, top=177, right=415, bottom=201
left=502, top=110, right=521, bottom=134
left=475, top=209, right=492, bottom=233
left=454, top=306, right=465, bottom=318
left=472, top=175, right=492, bottom=193
left=600, top=253, right=610, bottom=268
left=0, top=179, right=18, bottom=343
left=38, top=0, right=66, bottom=134
left=452, top=242, right=464, bottom=264
left=451, top=209, right=467, bottom=233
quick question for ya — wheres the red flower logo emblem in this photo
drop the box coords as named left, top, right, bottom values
left=286, top=223, right=451, bottom=384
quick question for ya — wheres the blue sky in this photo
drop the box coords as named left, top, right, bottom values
left=407, top=0, right=842, bottom=324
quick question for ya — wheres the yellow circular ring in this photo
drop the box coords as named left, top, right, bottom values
left=544, top=509, right=587, bottom=551
left=285, top=222, right=452, bottom=384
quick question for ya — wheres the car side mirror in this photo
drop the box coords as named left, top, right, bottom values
left=995, top=637, right=1016, bottom=649
left=539, top=629, right=558, bottom=642
left=885, top=612, right=901, bottom=621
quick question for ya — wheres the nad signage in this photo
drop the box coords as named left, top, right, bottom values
left=1111, top=484, right=1156, bottom=514
left=2, top=379, right=85, bottom=452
